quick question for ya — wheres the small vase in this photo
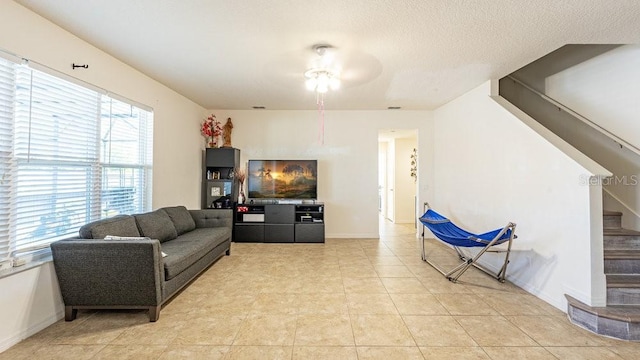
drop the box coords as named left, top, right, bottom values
left=238, top=191, right=245, bottom=204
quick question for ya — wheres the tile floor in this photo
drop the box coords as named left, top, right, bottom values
left=3, top=219, right=640, bottom=359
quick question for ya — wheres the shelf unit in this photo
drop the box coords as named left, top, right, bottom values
left=234, top=203, right=324, bottom=243
left=294, top=204, right=325, bottom=243
left=202, top=148, right=240, bottom=209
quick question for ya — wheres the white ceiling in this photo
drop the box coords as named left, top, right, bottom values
left=15, top=0, right=640, bottom=110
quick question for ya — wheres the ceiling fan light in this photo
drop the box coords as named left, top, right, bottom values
left=317, top=71, right=329, bottom=82
left=304, top=45, right=341, bottom=96
left=316, top=82, right=329, bottom=93
left=305, top=77, right=317, bottom=91
left=316, top=72, right=330, bottom=93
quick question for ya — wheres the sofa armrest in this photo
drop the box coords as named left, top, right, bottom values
left=189, top=209, right=232, bottom=229
left=50, top=239, right=164, bottom=307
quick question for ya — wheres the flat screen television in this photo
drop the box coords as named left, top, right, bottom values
left=247, top=160, right=318, bottom=199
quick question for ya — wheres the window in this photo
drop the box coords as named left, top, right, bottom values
left=0, top=53, right=153, bottom=265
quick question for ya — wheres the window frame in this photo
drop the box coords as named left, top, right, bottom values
left=0, top=50, right=153, bottom=270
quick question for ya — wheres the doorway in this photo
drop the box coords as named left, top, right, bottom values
left=378, top=129, right=418, bottom=234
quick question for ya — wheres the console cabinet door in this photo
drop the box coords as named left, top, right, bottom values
left=264, top=224, right=294, bottom=242
left=265, top=204, right=295, bottom=224
left=295, top=223, right=325, bottom=243
left=234, top=224, right=264, bottom=242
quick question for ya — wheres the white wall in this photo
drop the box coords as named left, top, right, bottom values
left=545, top=45, right=640, bottom=229
left=501, top=77, right=640, bottom=232
left=546, top=45, right=640, bottom=150
left=0, top=265, right=63, bottom=352
left=432, top=81, right=609, bottom=310
left=208, top=110, right=432, bottom=238
left=393, top=138, right=417, bottom=224
left=0, top=1, right=207, bottom=351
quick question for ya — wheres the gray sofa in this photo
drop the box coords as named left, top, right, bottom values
left=50, top=206, right=232, bottom=322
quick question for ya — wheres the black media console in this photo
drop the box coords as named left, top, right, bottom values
left=234, top=203, right=325, bottom=243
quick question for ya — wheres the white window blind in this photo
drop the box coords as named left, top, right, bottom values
left=13, top=65, right=101, bottom=253
left=100, top=96, right=153, bottom=218
left=0, top=57, right=15, bottom=262
left=0, top=52, right=153, bottom=264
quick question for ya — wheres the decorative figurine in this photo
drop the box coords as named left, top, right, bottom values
left=222, top=117, right=233, bottom=147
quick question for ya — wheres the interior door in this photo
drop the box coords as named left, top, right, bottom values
left=385, top=141, right=395, bottom=221
left=378, top=142, right=387, bottom=216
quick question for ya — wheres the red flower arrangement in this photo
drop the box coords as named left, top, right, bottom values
left=201, top=114, right=223, bottom=148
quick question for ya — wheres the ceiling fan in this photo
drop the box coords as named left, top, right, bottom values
left=264, top=44, right=382, bottom=97
left=304, top=44, right=341, bottom=94
left=263, top=43, right=382, bottom=143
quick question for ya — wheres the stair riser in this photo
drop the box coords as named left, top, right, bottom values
left=607, top=288, right=640, bottom=306
left=606, top=274, right=640, bottom=285
left=604, top=214, right=623, bottom=229
left=566, top=295, right=640, bottom=341
left=604, top=237, right=640, bottom=250
left=605, top=259, right=640, bottom=274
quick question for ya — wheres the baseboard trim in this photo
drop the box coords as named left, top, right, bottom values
left=0, top=310, right=64, bottom=353
left=474, top=256, right=566, bottom=312
left=325, top=233, right=379, bottom=239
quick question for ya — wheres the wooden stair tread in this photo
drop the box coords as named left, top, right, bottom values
left=607, top=274, right=640, bottom=287
left=604, top=249, right=640, bottom=259
left=566, top=294, right=640, bottom=322
left=603, top=210, right=623, bottom=216
left=603, top=228, right=640, bottom=236
left=607, top=283, right=640, bottom=288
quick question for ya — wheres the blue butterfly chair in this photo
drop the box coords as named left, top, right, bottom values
left=419, top=203, right=516, bottom=283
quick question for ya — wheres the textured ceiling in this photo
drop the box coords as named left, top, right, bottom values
left=14, top=0, right=640, bottom=110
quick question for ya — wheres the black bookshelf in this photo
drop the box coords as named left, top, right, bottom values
left=202, top=148, right=240, bottom=209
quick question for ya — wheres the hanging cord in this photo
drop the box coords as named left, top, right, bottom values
left=317, top=92, right=325, bottom=145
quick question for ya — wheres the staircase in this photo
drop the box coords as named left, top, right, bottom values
left=566, top=210, right=640, bottom=340
left=495, top=45, right=640, bottom=339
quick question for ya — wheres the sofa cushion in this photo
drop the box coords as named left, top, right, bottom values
left=160, top=227, right=231, bottom=280
left=79, top=215, right=140, bottom=239
left=134, top=210, right=178, bottom=243
left=189, top=209, right=233, bottom=229
left=162, top=206, right=196, bottom=236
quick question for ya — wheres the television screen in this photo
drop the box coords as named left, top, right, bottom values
left=247, top=160, right=318, bottom=199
